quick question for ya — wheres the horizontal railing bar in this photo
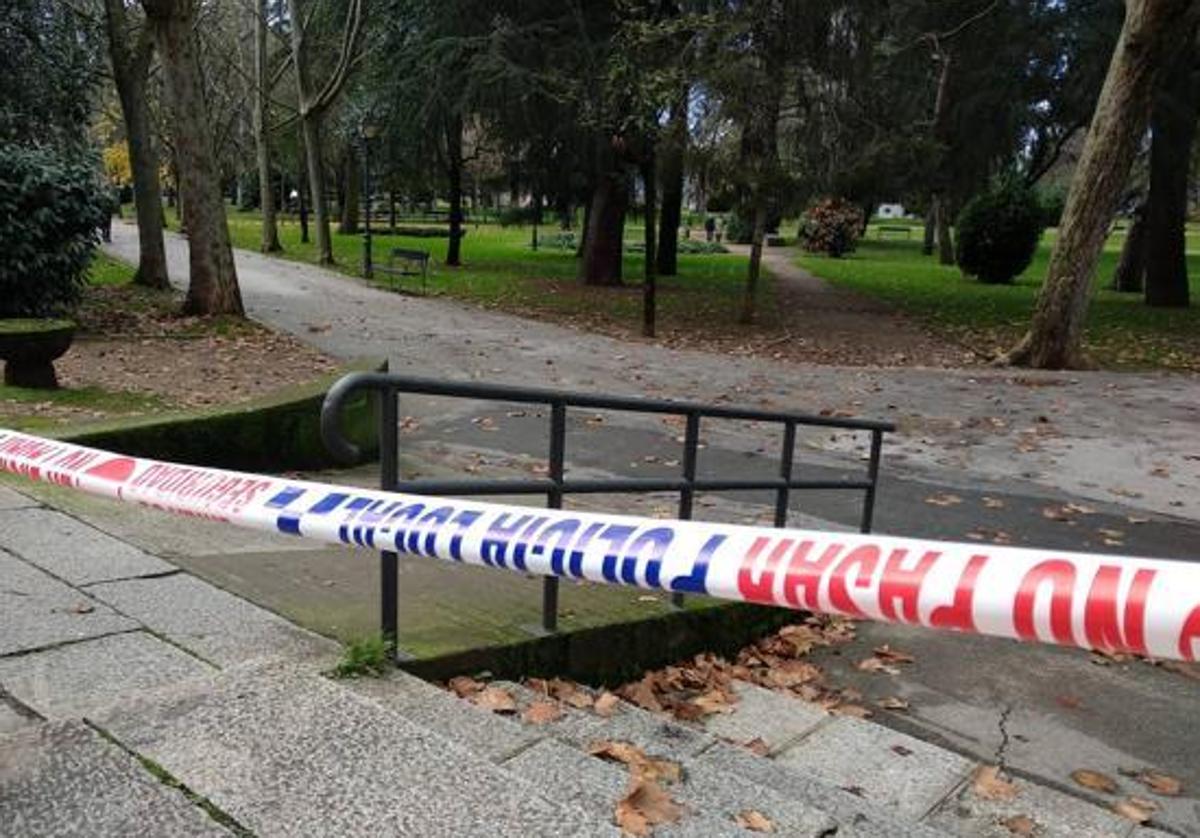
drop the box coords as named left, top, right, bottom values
left=327, top=372, right=895, bottom=432
left=391, top=477, right=875, bottom=496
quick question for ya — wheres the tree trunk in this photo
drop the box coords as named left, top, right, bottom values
left=642, top=154, right=657, bottom=338
left=339, top=147, right=360, bottom=234
left=299, top=114, right=332, bottom=263
left=922, top=203, right=935, bottom=255
left=104, top=0, right=170, bottom=290
left=1144, top=29, right=1198, bottom=307
left=445, top=114, right=465, bottom=267
left=656, top=90, right=687, bottom=277
left=930, top=50, right=955, bottom=265
left=581, top=170, right=628, bottom=286
left=1006, top=0, right=1193, bottom=368
left=143, top=0, right=242, bottom=316
left=1111, top=203, right=1146, bottom=292
left=576, top=191, right=592, bottom=258
left=935, top=198, right=955, bottom=265
left=740, top=199, right=768, bottom=325
left=253, top=0, right=280, bottom=252
left=297, top=146, right=310, bottom=243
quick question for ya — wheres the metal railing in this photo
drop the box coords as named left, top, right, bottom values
left=320, top=373, right=894, bottom=646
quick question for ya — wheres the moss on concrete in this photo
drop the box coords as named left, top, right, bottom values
left=54, top=358, right=386, bottom=471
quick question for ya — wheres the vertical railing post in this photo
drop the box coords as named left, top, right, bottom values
left=542, top=402, right=567, bottom=632
left=860, top=428, right=884, bottom=534
left=673, top=411, right=702, bottom=607
left=775, top=420, right=796, bottom=528
left=378, top=387, right=400, bottom=656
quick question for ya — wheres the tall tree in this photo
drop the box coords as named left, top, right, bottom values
left=103, top=0, right=170, bottom=289
left=1143, top=25, right=1199, bottom=307
left=1005, top=0, right=1195, bottom=368
left=252, top=0, right=282, bottom=252
left=141, top=0, right=243, bottom=315
left=288, top=0, right=364, bottom=265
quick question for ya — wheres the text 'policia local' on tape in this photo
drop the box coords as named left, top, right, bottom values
left=1, top=429, right=1197, bottom=661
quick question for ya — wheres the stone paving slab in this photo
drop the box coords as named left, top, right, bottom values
left=93, top=665, right=616, bottom=838
left=927, top=772, right=1141, bottom=838
left=85, top=573, right=338, bottom=667
left=702, top=679, right=828, bottom=753
left=774, top=716, right=975, bottom=820
left=0, top=719, right=229, bottom=837
left=348, top=669, right=540, bottom=762
left=0, top=508, right=174, bottom=585
left=0, top=484, right=36, bottom=510
left=0, top=550, right=136, bottom=656
left=0, top=631, right=215, bottom=720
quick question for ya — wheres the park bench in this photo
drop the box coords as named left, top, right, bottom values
left=376, top=247, right=432, bottom=294
left=876, top=225, right=912, bottom=239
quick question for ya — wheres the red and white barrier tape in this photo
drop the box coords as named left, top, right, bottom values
left=1, top=429, right=1197, bottom=661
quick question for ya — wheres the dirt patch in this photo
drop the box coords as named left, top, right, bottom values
left=1, top=284, right=339, bottom=427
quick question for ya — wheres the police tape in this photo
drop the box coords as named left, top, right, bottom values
left=1, top=428, right=1197, bottom=661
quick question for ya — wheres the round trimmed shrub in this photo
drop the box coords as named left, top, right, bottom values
left=0, top=144, right=107, bottom=317
left=955, top=181, right=1043, bottom=284
left=798, top=198, right=863, bottom=257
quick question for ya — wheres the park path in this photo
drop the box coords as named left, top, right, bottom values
left=105, top=221, right=1200, bottom=524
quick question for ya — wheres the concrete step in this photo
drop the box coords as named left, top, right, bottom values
left=493, top=679, right=946, bottom=838
left=89, top=663, right=617, bottom=838
left=0, top=719, right=231, bottom=837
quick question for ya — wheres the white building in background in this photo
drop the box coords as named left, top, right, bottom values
left=876, top=203, right=906, bottom=219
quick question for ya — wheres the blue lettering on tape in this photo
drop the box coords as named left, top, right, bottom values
left=669, top=533, right=722, bottom=595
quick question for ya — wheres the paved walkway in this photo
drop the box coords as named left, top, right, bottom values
left=105, top=222, right=1200, bottom=523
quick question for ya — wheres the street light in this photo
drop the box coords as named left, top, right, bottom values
left=360, top=120, right=380, bottom=279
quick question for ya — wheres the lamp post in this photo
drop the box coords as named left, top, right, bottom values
left=360, top=120, right=380, bottom=279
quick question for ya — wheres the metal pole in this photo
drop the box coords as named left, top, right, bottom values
left=860, top=429, right=884, bottom=533
left=775, top=420, right=796, bottom=528
left=673, top=412, right=701, bottom=607
left=379, top=388, right=398, bottom=653
left=542, top=402, right=567, bottom=632
left=362, top=135, right=373, bottom=280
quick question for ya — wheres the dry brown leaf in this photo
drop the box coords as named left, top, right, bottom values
left=742, top=737, right=771, bottom=757
left=872, top=645, right=915, bottom=663
left=447, top=676, right=485, bottom=698
left=473, top=686, right=518, bottom=714
left=878, top=696, right=910, bottom=711
left=925, top=493, right=963, bottom=507
left=830, top=703, right=872, bottom=719
left=522, top=700, right=563, bottom=725
left=68, top=602, right=95, bottom=614
left=972, top=766, right=1020, bottom=801
left=734, top=809, right=775, bottom=832
left=982, top=496, right=1006, bottom=509
left=589, top=741, right=682, bottom=784
left=1112, top=797, right=1154, bottom=823
left=692, top=689, right=735, bottom=716
left=621, top=677, right=665, bottom=712
left=1133, top=769, right=1182, bottom=797
left=1070, top=769, right=1118, bottom=794
left=593, top=692, right=621, bottom=718
left=1000, top=814, right=1037, bottom=835
left=615, top=779, right=683, bottom=836
left=857, top=657, right=901, bottom=676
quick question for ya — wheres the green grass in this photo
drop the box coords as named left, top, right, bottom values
left=797, top=226, right=1200, bottom=370
left=87, top=252, right=136, bottom=287
left=0, top=384, right=167, bottom=432
left=189, top=208, right=774, bottom=338
left=329, top=635, right=394, bottom=679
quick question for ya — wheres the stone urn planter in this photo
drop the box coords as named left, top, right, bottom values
left=0, top=319, right=76, bottom=389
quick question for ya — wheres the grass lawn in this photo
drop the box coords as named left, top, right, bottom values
left=797, top=226, right=1200, bottom=371
left=174, top=207, right=780, bottom=341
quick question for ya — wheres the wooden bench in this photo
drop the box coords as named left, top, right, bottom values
left=876, top=225, right=913, bottom=239
left=376, top=247, right=432, bottom=294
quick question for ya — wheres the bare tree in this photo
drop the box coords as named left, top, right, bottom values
left=103, top=0, right=170, bottom=289
left=287, top=0, right=364, bottom=265
left=251, top=0, right=281, bottom=251
left=1004, top=0, right=1194, bottom=368
left=141, top=0, right=243, bottom=315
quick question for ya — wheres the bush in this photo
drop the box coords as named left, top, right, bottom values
left=955, top=181, right=1043, bottom=284
left=1036, top=186, right=1067, bottom=229
left=798, top=198, right=863, bottom=257
left=0, top=144, right=107, bottom=318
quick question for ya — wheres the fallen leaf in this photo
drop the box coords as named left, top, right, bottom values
left=593, top=692, right=621, bottom=718
left=473, top=686, right=518, bottom=714
left=522, top=701, right=563, bottom=725
left=878, top=696, right=910, bottom=711
left=872, top=645, right=915, bottom=663
left=620, top=677, right=664, bottom=713
left=1070, top=769, right=1118, bottom=794
left=972, top=766, right=1020, bottom=801
left=615, top=778, right=683, bottom=836
left=589, top=741, right=682, bottom=784
left=857, top=657, right=901, bottom=676
left=925, top=493, right=963, bottom=507
left=982, top=496, right=1006, bottom=509
left=447, top=676, right=485, bottom=698
left=830, top=703, right=872, bottom=718
left=69, top=602, right=94, bottom=614
left=742, top=737, right=770, bottom=757
left=1133, top=769, right=1182, bottom=797
left=692, top=689, right=735, bottom=716
left=891, top=745, right=913, bottom=757
left=1112, top=797, right=1154, bottom=823
left=734, top=809, right=775, bottom=832
left=1000, top=814, right=1037, bottom=835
